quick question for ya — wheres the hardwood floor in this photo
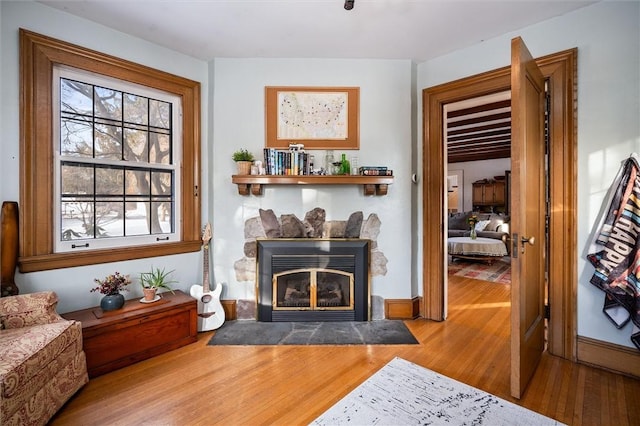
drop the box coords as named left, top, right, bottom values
left=51, top=275, right=640, bottom=426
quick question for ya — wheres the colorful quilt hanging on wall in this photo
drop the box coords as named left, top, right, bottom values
left=587, top=155, right=640, bottom=350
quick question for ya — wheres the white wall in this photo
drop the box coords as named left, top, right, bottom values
left=1, top=2, right=413, bottom=314
left=2, top=1, right=638, bottom=350
left=0, top=1, right=210, bottom=313
left=211, top=58, right=413, bottom=302
left=418, top=1, right=640, bottom=349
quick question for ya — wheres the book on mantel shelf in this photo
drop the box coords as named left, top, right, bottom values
left=359, top=166, right=393, bottom=176
left=263, top=148, right=311, bottom=176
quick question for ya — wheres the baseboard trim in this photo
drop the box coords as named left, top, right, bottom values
left=221, top=299, right=237, bottom=321
left=577, top=335, right=639, bottom=378
left=385, top=297, right=421, bottom=320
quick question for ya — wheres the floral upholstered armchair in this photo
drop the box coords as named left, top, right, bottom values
left=0, top=291, right=88, bottom=425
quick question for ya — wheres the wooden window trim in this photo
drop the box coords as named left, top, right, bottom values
left=19, top=29, right=201, bottom=272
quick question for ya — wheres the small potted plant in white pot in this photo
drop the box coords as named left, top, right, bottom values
left=139, top=267, right=176, bottom=302
left=232, top=148, right=255, bottom=175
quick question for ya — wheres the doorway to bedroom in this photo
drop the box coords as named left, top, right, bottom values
left=445, top=91, right=512, bottom=287
left=422, top=47, right=577, bottom=364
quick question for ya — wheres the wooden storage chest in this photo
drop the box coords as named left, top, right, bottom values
left=62, top=290, right=197, bottom=378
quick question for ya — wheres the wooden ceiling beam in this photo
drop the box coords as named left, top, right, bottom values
left=446, top=99, right=512, bottom=163
left=447, top=148, right=511, bottom=163
left=447, top=111, right=511, bottom=128
left=449, top=144, right=510, bottom=154
left=447, top=142, right=511, bottom=153
left=447, top=131, right=511, bottom=143
left=448, top=121, right=510, bottom=136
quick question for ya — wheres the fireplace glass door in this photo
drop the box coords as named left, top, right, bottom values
left=273, top=269, right=354, bottom=311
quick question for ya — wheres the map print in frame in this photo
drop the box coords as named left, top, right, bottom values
left=278, top=91, right=347, bottom=139
left=265, top=86, right=359, bottom=150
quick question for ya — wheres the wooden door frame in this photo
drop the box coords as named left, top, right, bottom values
left=422, top=48, right=577, bottom=360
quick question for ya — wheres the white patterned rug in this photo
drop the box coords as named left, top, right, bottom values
left=311, top=357, right=563, bottom=425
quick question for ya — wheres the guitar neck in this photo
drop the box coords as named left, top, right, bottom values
left=203, top=244, right=211, bottom=293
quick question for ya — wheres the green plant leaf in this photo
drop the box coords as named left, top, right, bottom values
left=232, top=148, right=254, bottom=162
left=139, top=267, right=176, bottom=293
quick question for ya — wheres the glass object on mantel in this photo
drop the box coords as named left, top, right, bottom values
left=339, top=153, right=351, bottom=175
left=350, top=156, right=359, bottom=175
left=324, top=150, right=335, bottom=175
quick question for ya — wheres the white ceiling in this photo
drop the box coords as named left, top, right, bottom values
left=38, top=0, right=596, bottom=63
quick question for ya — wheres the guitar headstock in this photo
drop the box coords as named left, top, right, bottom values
left=202, top=223, right=212, bottom=246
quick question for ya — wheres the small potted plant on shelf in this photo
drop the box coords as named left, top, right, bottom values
left=90, top=272, right=132, bottom=311
left=232, top=148, right=255, bottom=175
left=139, top=267, right=177, bottom=302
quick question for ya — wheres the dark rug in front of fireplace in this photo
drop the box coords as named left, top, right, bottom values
left=208, top=320, right=419, bottom=346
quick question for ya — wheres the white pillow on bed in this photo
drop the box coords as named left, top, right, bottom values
left=475, top=220, right=490, bottom=231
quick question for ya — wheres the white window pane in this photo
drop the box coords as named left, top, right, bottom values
left=96, top=200, right=124, bottom=237
left=61, top=79, right=92, bottom=115
left=150, top=99, right=170, bottom=129
left=61, top=118, right=93, bottom=157
left=149, top=132, right=171, bottom=164
left=94, top=86, right=122, bottom=121
left=151, top=171, right=172, bottom=196
left=95, top=123, right=122, bottom=160
left=124, top=128, right=148, bottom=161
left=125, top=170, right=150, bottom=196
left=61, top=164, right=93, bottom=195
left=60, top=201, right=91, bottom=240
left=124, top=93, right=148, bottom=125
left=125, top=201, right=151, bottom=236
left=96, top=167, right=124, bottom=195
left=152, top=201, right=173, bottom=233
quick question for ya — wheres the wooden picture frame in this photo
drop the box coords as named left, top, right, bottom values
left=265, top=86, right=359, bottom=149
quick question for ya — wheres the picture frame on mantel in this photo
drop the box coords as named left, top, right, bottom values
left=265, top=86, right=360, bottom=150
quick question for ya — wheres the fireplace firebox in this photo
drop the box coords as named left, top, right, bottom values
left=257, top=239, right=370, bottom=321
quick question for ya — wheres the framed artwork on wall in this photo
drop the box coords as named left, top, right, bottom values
left=447, top=169, right=464, bottom=213
left=265, top=86, right=360, bottom=150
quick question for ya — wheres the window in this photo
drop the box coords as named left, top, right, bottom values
left=55, top=67, right=181, bottom=252
left=19, top=29, right=201, bottom=272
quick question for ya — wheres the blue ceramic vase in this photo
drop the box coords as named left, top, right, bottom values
left=100, top=293, right=125, bottom=311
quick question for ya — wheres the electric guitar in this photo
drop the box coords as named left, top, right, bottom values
left=190, top=223, right=225, bottom=331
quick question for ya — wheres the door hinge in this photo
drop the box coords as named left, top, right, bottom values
left=544, top=304, right=551, bottom=319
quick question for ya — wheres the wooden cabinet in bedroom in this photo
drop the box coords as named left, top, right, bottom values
left=472, top=180, right=506, bottom=207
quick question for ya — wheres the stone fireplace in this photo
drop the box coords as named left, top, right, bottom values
left=256, top=239, right=370, bottom=321
left=233, top=207, right=388, bottom=320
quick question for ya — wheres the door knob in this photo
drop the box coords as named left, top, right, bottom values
left=521, top=236, right=535, bottom=245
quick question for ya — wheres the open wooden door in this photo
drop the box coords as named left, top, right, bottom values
left=510, top=37, right=547, bottom=399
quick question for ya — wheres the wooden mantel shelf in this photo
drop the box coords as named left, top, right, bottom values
left=231, top=175, right=394, bottom=196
